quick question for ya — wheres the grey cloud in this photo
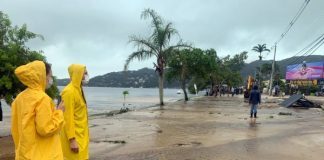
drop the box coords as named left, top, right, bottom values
left=1, top=0, right=323, bottom=78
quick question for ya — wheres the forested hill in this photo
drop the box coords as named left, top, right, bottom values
left=57, top=55, right=324, bottom=87
left=240, top=55, right=324, bottom=78
left=58, top=68, right=179, bottom=88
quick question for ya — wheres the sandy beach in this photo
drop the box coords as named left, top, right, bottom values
left=1, top=95, right=324, bottom=160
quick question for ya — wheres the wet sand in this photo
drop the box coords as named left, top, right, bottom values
left=2, top=96, right=324, bottom=160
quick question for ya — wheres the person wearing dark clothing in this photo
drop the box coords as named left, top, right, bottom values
left=249, top=85, right=261, bottom=118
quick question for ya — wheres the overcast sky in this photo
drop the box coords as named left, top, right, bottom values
left=1, top=0, right=324, bottom=78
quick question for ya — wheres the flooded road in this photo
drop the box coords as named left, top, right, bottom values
left=89, top=96, right=324, bottom=160
left=2, top=96, right=324, bottom=159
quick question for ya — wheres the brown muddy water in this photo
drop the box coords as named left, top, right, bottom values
left=88, top=96, right=324, bottom=160
left=2, top=96, right=324, bottom=160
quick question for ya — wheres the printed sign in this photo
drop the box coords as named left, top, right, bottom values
left=286, top=62, right=324, bottom=80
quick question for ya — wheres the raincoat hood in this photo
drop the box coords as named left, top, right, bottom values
left=68, top=64, right=85, bottom=88
left=15, top=60, right=46, bottom=91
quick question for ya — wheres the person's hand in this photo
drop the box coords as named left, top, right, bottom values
left=70, top=138, right=79, bottom=153
left=57, top=101, right=65, bottom=112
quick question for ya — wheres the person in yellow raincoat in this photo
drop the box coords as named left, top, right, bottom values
left=11, top=60, right=65, bottom=160
left=60, top=64, right=90, bottom=160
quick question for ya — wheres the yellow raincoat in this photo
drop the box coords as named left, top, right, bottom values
left=11, top=60, right=64, bottom=160
left=60, top=64, right=89, bottom=160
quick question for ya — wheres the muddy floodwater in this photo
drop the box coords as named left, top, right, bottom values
left=2, top=96, right=324, bottom=160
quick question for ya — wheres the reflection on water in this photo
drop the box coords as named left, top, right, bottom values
left=246, top=118, right=259, bottom=157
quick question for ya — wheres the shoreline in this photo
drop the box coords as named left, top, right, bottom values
left=86, top=96, right=324, bottom=159
left=2, top=96, right=324, bottom=160
left=89, top=95, right=201, bottom=118
left=0, top=96, right=190, bottom=138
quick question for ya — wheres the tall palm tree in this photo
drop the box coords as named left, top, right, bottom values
left=252, top=44, right=270, bottom=88
left=124, top=8, right=190, bottom=106
left=252, top=44, right=270, bottom=61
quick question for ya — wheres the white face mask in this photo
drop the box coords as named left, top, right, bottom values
left=46, top=77, right=53, bottom=89
left=82, top=74, right=89, bottom=85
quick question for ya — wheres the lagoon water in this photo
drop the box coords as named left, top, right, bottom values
left=1, top=87, right=196, bottom=116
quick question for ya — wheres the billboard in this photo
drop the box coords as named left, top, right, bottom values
left=286, top=61, right=324, bottom=80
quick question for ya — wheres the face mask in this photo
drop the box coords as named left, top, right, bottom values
left=46, top=77, right=53, bottom=89
left=82, top=74, right=89, bottom=85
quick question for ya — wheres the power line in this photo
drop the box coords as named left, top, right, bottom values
left=286, top=36, right=324, bottom=72
left=288, top=35, right=324, bottom=65
left=289, top=34, right=324, bottom=59
left=272, top=0, right=311, bottom=48
left=286, top=34, right=324, bottom=66
left=269, top=0, right=311, bottom=95
left=265, top=0, right=311, bottom=58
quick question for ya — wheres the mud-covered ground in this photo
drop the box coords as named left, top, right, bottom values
left=1, top=96, right=324, bottom=160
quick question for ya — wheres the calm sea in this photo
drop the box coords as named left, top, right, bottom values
left=1, top=87, right=195, bottom=116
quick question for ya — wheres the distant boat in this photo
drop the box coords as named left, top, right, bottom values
left=177, top=90, right=182, bottom=94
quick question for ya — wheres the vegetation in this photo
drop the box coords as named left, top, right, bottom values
left=252, top=44, right=270, bottom=87
left=166, top=48, right=248, bottom=100
left=166, top=48, right=217, bottom=100
left=0, top=11, right=59, bottom=104
left=122, top=90, right=129, bottom=106
left=124, top=8, right=190, bottom=106
left=85, top=68, right=179, bottom=88
left=220, top=51, right=248, bottom=87
left=252, top=44, right=270, bottom=61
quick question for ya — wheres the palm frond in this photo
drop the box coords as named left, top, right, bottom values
left=141, top=8, right=163, bottom=31
left=252, top=44, right=270, bottom=53
left=252, top=46, right=260, bottom=52
left=252, top=48, right=259, bottom=52
left=124, top=50, right=155, bottom=71
left=150, top=28, right=164, bottom=48
left=161, top=22, right=179, bottom=48
left=129, top=35, right=159, bottom=54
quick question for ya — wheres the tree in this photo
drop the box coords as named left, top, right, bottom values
left=217, top=51, right=248, bottom=88
left=252, top=44, right=270, bottom=61
left=260, top=63, right=280, bottom=79
left=122, top=90, right=129, bottom=107
left=0, top=11, right=58, bottom=104
left=124, top=8, right=190, bottom=106
left=166, top=48, right=247, bottom=99
left=166, top=48, right=214, bottom=101
left=222, top=51, right=248, bottom=71
left=169, top=48, right=248, bottom=98
left=252, top=44, right=270, bottom=87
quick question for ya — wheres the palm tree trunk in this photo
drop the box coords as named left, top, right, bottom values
left=259, top=66, right=262, bottom=88
left=158, top=73, right=164, bottom=107
left=259, top=51, right=262, bottom=89
left=181, top=80, right=188, bottom=101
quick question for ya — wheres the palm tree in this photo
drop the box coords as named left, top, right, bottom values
left=124, top=8, right=190, bottom=106
left=252, top=44, right=270, bottom=88
left=122, top=90, right=129, bottom=107
left=252, top=44, right=270, bottom=61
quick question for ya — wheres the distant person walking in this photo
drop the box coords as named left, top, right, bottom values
left=11, top=61, right=65, bottom=159
left=231, top=87, right=235, bottom=97
left=249, top=85, right=261, bottom=118
left=60, top=64, right=90, bottom=160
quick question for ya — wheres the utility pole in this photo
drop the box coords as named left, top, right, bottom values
left=269, top=44, right=277, bottom=96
